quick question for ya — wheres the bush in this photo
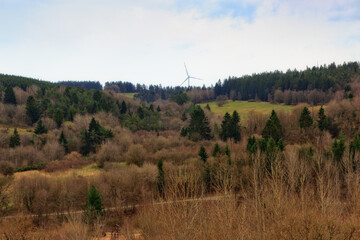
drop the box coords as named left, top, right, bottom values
left=126, top=144, right=147, bottom=166
left=44, top=152, right=88, bottom=172
left=0, top=161, right=15, bottom=176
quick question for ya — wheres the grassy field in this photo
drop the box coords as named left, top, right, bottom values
left=120, top=92, right=136, bottom=99
left=199, top=100, right=294, bottom=118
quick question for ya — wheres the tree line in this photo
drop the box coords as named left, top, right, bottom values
left=57, top=81, right=103, bottom=90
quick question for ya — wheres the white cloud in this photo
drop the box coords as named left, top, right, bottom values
left=0, top=0, right=359, bottom=86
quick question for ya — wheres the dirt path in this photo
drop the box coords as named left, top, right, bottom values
left=3, top=195, right=227, bottom=219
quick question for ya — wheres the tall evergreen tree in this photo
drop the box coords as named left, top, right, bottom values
left=4, top=85, right=16, bottom=105
left=26, top=96, right=40, bottom=124
left=220, top=112, right=232, bottom=141
left=332, top=138, right=345, bottom=162
left=212, top=142, right=221, bottom=157
left=157, top=159, right=165, bottom=198
left=34, top=120, right=47, bottom=134
left=120, top=100, right=127, bottom=114
left=247, top=136, right=257, bottom=154
left=299, top=107, right=313, bottom=129
left=262, top=110, right=283, bottom=142
left=54, top=109, right=64, bottom=128
left=188, top=106, right=212, bottom=141
left=220, top=111, right=241, bottom=142
left=198, top=145, right=208, bottom=162
left=81, top=118, right=113, bottom=155
left=59, top=131, right=69, bottom=153
left=84, top=185, right=104, bottom=224
left=9, top=128, right=20, bottom=148
left=231, top=111, right=241, bottom=142
left=317, top=106, right=329, bottom=132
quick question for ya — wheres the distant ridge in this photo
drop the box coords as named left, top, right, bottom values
left=57, top=81, right=103, bottom=90
left=0, top=73, right=55, bottom=90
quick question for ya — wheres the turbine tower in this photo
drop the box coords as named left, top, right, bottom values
left=180, top=63, right=202, bottom=88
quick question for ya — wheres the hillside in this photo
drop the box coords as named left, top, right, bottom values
left=0, top=73, right=55, bottom=90
left=1, top=66, right=360, bottom=238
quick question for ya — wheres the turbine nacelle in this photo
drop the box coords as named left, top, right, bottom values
left=180, top=63, right=202, bottom=88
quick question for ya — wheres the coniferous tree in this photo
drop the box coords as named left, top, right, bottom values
left=149, top=104, right=154, bottom=112
left=231, top=111, right=241, bottom=142
left=25, top=96, right=40, bottom=124
left=4, top=85, right=16, bottom=105
left=54, top=109, right=64, bottom=128
left=262, top=110, right=283, bottom=142
left=278, top=138, right=285, bottom=151
left=81, top=118, right=113, bottom=155
left=247, top=136, right=257, bottom=154
left=220, top=111, right=241, bottom=142
left=220, top=112, right=232, bottom=141
left=180, top=127, right=188, bottom=137
left=258, top=138, right=267, bottom=153
left=157, top=105, right=161, bottom=112
left=120, top=100, right=127, bottom=114
left=332, top=138, right=345, bottom=162
left=198, top=145, right=208, bottom=162
left=317, top=106, right=329, bottom=132
left=299, top=107, right=313, bottom=129
left=212, top=142, right=221, bottom=157
left=157, top=159, right=165, bottom=197
left=84, top=185, right=104, bottom=224
left=205, top=104, right=211, bottom=111
left=59, top=131, right=69, bottom=153
left=34, top=120, right=47, bottom=134
left=181, top=112, right=187, bottom=121
left=137, top=107, right=144, bottom=119
left=188, top=106, right=212, bottom=141
left=9, top=128, right=20, bottom=148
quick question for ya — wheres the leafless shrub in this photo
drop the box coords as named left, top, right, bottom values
left=126, top=144, right=147, bottom=166
left=42, top=140, right=65, bottom=161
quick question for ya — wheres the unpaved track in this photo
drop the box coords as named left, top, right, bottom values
left=2, top=195, right=228, bottom=219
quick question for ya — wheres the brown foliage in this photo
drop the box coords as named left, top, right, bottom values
left=44, top=152, right=89, bottom=172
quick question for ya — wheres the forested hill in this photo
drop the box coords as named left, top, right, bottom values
left=118, top=61, right=359, bottom=104
left=214, top=62, right=359, bottom=101
left=0, top=73, right=55, bottom=90
left=57, top=81, right=103, bottom=90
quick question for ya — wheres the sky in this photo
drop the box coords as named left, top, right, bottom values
left=0, top=0, right=360, bottom=87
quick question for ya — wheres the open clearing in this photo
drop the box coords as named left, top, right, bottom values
left=120, top=92, right=136, bottom=99
left=199, top=100, right=294, bottom=118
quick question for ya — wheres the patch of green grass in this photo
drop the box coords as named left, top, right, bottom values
left=81, top=163, right=104, bottom=172
left=120, top=92, right=136, bottom=99
left=199, top=100, right=294, bottom=118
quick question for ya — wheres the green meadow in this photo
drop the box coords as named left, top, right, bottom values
left=120, top=92, right=136, bottom=99
left=199, top=100, right=294, bottom=118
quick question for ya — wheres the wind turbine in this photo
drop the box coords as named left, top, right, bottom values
left=180, top=63, right=202, bottom=88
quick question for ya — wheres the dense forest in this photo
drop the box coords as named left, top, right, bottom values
left=0, top=74, right=55, bottom=90
left=119, top=62, right=360, bottom=105
left=57, top=81, right=103, bottom=90
left=215, top=61, right=359, bottom=102
left=105, top=81, right=143, bottom=93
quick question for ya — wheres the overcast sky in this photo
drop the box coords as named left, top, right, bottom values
left=0, top=0, right=359, bottom=87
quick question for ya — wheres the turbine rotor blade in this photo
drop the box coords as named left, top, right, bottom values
left=190, top=77, right=203, bottom=81
left=184, top=63, right=189, bottom=77
left=180, top=77, right=188, bottom=86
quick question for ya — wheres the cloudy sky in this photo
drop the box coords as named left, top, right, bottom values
left=0, top=0, right=359, bottom=87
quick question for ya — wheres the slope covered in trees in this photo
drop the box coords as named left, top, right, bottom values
left=57, top=81, right=103, bottom=90
left=215, top=62, right=359, bottom=102
left=0, top=73, right=55, bottom=90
